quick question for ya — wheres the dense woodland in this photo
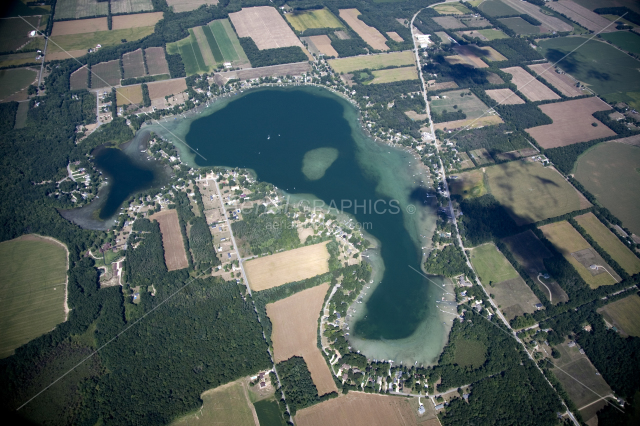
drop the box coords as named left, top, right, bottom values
left=232, top=205, right=301, bottom=255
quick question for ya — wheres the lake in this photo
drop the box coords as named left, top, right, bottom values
left=149, top=86, right=455, bottom=365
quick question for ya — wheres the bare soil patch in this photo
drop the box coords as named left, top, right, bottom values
left=434, top=115, right=503, bottom=131
left=501, top=66, right=560, bottom=102
left=166, top=0, right=218, bottom=13
left=149, top=209, right=189, bottom=271
left=339, top=9, right=389, bottom=51
left=525, top=97, right=616, bottom=148
left=144, top=47, right=170, bottom=75
left=529, top=63, right=585, bottom=97
left=112, top=12, right=164, bottom=30
left=295, top=392, right=429, bottom=426
left=267, top=283, right=337, bottom=396
left=245, top=241, right=330, bottom=291
left=51, top=18, right=108, bottom=36
left=230, top=6, right=306, bottom=50
left=386, top=31, right=403, bottom=42
left=308, top=35, right=338, bottom=57
left=147, top=78, right=187, bottom=100
left=485, top=88, right=524, bottom=105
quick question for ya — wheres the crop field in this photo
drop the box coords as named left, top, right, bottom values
left=457, top=28, right=509, bottom=41
left=575, top=142, right=640, bottom=235
left=246, top=241, right=330, bottom=291
left=171, top=380, right=255, bottom=426
left=386, top=31, right=403, bottom=42
left=0, top=68, right=37, bottom=100
left=0, top=235, right=68, bottom=359
left=575, top=213, right=640, bottom=275
left=502, top=230, right=568, bottom=304
left=478, top=0, right=520, bottom=17
left=485, top=88, right=524, bottom=105
left=445, top=50, right=488, bottom=68
left=432, top=16, right=466, bottom=30
left=149, top=211, right=188, bottom=270
left=500, top=0, right=573, bottom=31
left=551, top=341, right=613, bottom=414
left=434, top=3, right=471, bottom=15
left=528, top=63, right=584, bottom=97
left=305, top=35, right=339, bottom=57
left=339, top=9, right=389, bottom=51
left=112, top=12, right=163, bottom=30
left=122, top=49, right=145, bottom=79
left=266, top=283, right=337, bottom=396
left=54, top=0, right=108, bottom=20
left=144, top=47, right=170, bottom=75
left=51, top=17, right=108, bottom=36
left=110, top=0, right=153, bottom=14
left=525, top=98, right=615, bottom=149
left=231, top=6, right=306, bottom=50
left=91, top=59, right=121, bottom=88
left=459, top=16, right=492, bottom=28
left=600, top=31, right=640, bottom=55
left=45, top=50, right=87, bottom=61
left=470, top=243, right=520, bottom=286
left=538, top=37, right=640, bottom=110
left=209, top=19, right=250, bottom=66
left=254, top=398, right=287, bottom=426
left=328, top=51, right=414, bottom=73
left=0, top=16, right=42, bottom=51
left=456, top=152, right=476, bottom=170
left=539, top=221, right=618, bottom=288
left=285, top=8, right=343, bottom=32
left=495, top=276, right=541, bottom=320
left=485, top=161, right=590, bottom=226
left=501, top=66, right=560, bottom=102
left=48, top=26, right=155, bottom=53
left=0, top=52, right=39, bottom=68
left=368, top=66, right=418, bottom=84
left=548, top=0, right=615, bottom=33
left=469, top=148, right=495, bottom=165
left=449, top=170, right=486, bottom=199
left=69, top=65, right=89, bottom=90
left=166, top=0, right=218, bottom=13
left=147, top=78, right=186, bottom=100
left=433, top=115, right=503, bottom=131
left=430, top=89, right=491, bottom=120
left=499, top=17, right=546, bottom=35
left=116, top=84, right=143, bottom=105
left=295, top=392, right=426, bottom=426
left=598, top=294, right=640, bottom=337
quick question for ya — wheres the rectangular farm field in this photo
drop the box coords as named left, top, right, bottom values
left=91, top=60, right=121, bottom=88
left=501, top=66, right=559, bottom=102
left=469, top=148, right=494, bottom=166
left=122, top=49, right=146, bottom=79
left=328, top=51, right=414, bottom=73
left=144, top=47, right=170, bottom=75
left=109, top=0, right=154, bottom=15
left=339, top=8, right=389, bottom=51
left=597, top=294, right=640, bottom=337
left=69, top=65, right=89, bottom=90
left=116, top=85, right=143, bottom=105
left=285, top=8, right=344, bottom=32
left=54, top=0, right=109, bottom=20
left=149, top=210, right=189, bottom=271
left=111, top=12, right=163, bottom=30
left=528, top=63, right=584, bottom=97
left=368, top=66, right=417, bottom=84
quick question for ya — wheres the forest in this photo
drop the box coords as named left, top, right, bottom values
left=451, top=124, right=532, bottom=156
left=277, top=356, right=321, bottom=415
left=238, top=38, right=308, bottom=67
left=232, top=205, right=301, bottom=255
left=458, top=194, right=519, bottom=246
left=424, top=243, right=471, bottom=277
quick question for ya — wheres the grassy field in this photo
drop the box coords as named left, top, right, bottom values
left=478, top=0, right=520, bottom=17
left=470, top=243, right=520, bottom=286
left=469, top=148, right=495, bottom=166
left=539, top=221, right=618, bottom=288
left=172, top=379, right=255, bottom=426
left=48, top=27, right=155, bottom=53
left=477, top=28, right=510, bottom=40
left=574, top=142, right=640, bottom=235
left=453, top=338, right=487, bottom=368
left=600, top=31, right=640, bottom=55
left=494, top=276, right=541, bottom=320
left=433, top=3, right=471, bottom=15
left=254, top=398, right=287, bottom=426
left=499, top=17, right=543, bottom=34
left=538, top=37, right=640, bottom=109
left=285, top=8, right=343, bottom=32
left=0, top=68, right=37, bottom=100
left=328, top=51, right=414, bottom=73
left=14, top=101, right=29, bottom=129
left=575, top=213, right=640, bottom=275
left=0, top=52, right=40, bottom=68
left=598, top=294, right=640, bottom=337
left=245, top=241, right=330, bottom=291
left=367, top=66, right=418, bottom=84
left=116, top=85, right=143, bottom=105
left=449, top=169, right=486, bottom=198
left=209, top=19, right=249, bottom=65
left=0, top=235, right=67, bottom=359
left=551, top=340, right=613, bottom=412
left=430, top=89, right=490, bottom=120
left=484, top=161, right=588, bottom=225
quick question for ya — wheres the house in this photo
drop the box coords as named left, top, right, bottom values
left=568, top=341, right=576, bottom=348
left=434, top=403, right=445, bottom=410
left=534, top=303, right=544, bottom=310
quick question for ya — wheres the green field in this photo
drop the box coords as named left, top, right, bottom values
left=367, top=66, right=417, bottom=84
left=469, top=148, right=495, bottom=166
left=453, top=338, right=487, bottom=368
left=600, top=31, right=640, bottom=55
left=598, top=294, right=640, bottom=337
left=54, top=0, right=108, bottom=20
left=470, top=243, right=520, bottom=286
left=254, top=398, right=288, bottom=426
left=485, top=161, right=587, bottom=226
left=476, top=28, right=510, bottom=40
left=575, top=212, right=640, bottom=275
left=538, top=36, right=640, bottom=109
left=14, top=101, right=29, bottom=129
left=0, top=51, right=40, bottom=68
left=0, top=235, right=67, bottom=359
left=478, top=0, right=519, bottom=17
left=430, top=89, right=490, bottom=120
left=574, top=142, right=640, bottom=235
left=172, top=380, right=255, bottom=426
left=0, top=67, right=36, bottom=99
left=433, top=3, right=471, bottom=15
left=48, top=26, right=155, bottom=52
left=450, top=169, right=487, bottom=198
left=499, top=17, right=542, bottom=35
left=328, top=50, right=414, bottom=73
left=285, top=8, right=344, bottom=32
left=210, top=19, right=249, bottom=64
